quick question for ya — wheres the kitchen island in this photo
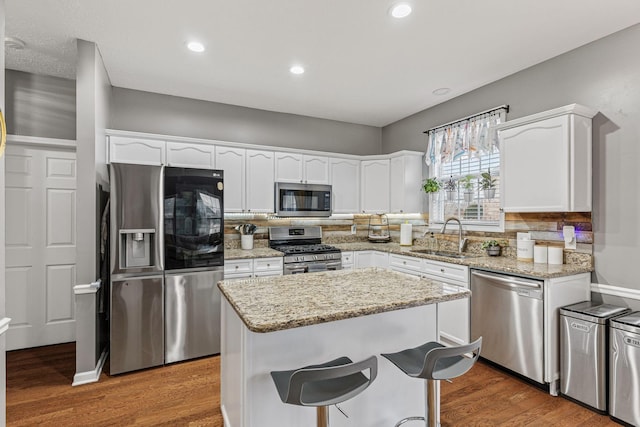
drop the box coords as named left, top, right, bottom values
left=218, top=268, right=470, bottom=427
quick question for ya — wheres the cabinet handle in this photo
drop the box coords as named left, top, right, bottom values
left=235, top=266, right=239, bottom=270
left=440, top=268, right=445, bottom=273
left=403, top=261, right=406, bottom=264
left=267, top=263, right=270, bottom=267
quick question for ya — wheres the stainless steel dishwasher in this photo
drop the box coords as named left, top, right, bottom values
left=471, top=269, right=544, bottom=384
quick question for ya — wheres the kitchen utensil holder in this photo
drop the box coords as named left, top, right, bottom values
left=241, top=235, right=254, bottom=250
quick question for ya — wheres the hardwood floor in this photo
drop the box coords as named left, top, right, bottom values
left=6, top=343, right=618, bottom=426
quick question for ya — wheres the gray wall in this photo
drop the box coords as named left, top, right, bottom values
left=110, top=87, right=381, bottom=155
left=382, top=23, right=640, bottom=292
left=5, top=69, right=76, bottom=140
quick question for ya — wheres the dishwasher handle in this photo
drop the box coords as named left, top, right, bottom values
left=471, top=270, right=542, bottom=290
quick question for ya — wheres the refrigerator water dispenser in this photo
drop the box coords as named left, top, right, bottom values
left=120, top=229, right=156, bottom=268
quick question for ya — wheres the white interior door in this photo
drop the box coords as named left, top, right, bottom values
left=5, top=144, right=77, bottom=350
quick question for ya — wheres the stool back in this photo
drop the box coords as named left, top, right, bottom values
left=281, top=356, right=378, bottom=407
left=421, top=337, right=482, bottom=380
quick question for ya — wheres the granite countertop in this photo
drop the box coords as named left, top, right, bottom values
left=333, top=242, right=593, bottom=279
left=218, top=268, right=470, bottom=333
left=224, top=247, right=283, bottom=260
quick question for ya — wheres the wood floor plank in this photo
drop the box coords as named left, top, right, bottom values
left=7, top=343, right=618, bottom=426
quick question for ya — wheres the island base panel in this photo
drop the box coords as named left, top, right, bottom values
left=221, top=299, right=438, bottom=427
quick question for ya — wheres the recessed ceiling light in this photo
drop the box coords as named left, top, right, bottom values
left=186, top=41, right=205, bottom=53
left=389, top=3, right=412, bottom=18
left=5, top=36, right=26, bottom=50
left=290, top=65, right=305, bottom=75
left=432, top=87, right=451, bottom=96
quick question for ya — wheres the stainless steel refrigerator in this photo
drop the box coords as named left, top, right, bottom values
left=163, top=167, right=224, bottom=364
left=109, top=164, right=224, bottom=375
left=109, top=163, right=165, bottom=375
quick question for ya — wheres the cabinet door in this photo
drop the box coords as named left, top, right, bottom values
left=372, top=251, right=389, bottom=268
left=330, top=158, right=360, bottom=213
left=303, top=155, right=330, bottom=184
left=215, top=146, right=245, bottom=212
left=361, top=159, right=390, bottom=213
left=354, top=251, right=374, bottom=268
left=246, top=150, right=275, bottom=212
left=389, top=254, right=422, bottom=275
left=500, top=115, right=570, bottom=212
left=341, top=251, right=354, bottom=270
left=389, top=155, right=423, bottom=213
left=109, top=136, right=165, bottom=166
left=166, top=142, right=215, bottom=169
left=437, top=287, right=470, bottom=346
left=274, top=152, right=304, bottom=183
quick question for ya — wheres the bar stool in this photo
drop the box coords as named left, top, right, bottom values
left=382, top=337, right=482, bottom=427
left=270, top=355, right=377, bottom=427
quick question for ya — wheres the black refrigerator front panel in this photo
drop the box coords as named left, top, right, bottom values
left=164, top=168, right=224, bottom=270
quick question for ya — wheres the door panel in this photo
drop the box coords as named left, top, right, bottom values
left=5, top=145, right=77, bottom=350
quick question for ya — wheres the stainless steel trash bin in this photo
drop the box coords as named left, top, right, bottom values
left=560, top=301, right=630, bottom=412
left=610, top=311, right=640, bottom=426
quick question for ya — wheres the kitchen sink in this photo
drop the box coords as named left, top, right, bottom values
left=409, top=249, right=478, bottom=259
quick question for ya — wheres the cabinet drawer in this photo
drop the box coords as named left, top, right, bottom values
left=341, top=251, right=354, bottom=266
left=389, top=254, right=422, bottom=273
left=224, top=259, right=253, bottom=276
left=422, top=259, right=469, bottom=284
left=253, top=257, right=283, bottom=272
left=254, top=270, right=283, bottom=278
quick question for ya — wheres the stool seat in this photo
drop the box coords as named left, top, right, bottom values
left=271, top=356, right=377, bottom=427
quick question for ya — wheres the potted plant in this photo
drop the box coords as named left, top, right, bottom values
left=442, top=176, right=457, bottom=201
left=460, top=175, right=475, bottom=202
left=422, top=177, right=441, bottom=194
left=481, top=239, right=501, bottom=256
left=479, top=169, right=497, bottom=199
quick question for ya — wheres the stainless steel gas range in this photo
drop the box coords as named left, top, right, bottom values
left=269, top=226, right=341, bottom=275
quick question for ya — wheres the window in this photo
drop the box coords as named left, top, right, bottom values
left=425, top=107, right=507, bottom=231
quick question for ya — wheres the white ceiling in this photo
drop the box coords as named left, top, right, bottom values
left=5, top=0, right=640, bottom=127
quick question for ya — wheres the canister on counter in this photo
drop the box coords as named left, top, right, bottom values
left=517, top=239, right=535, bottom=262
left=534, top=244, right=548, bottom=264
left=548, top=246, right=564, bottom=265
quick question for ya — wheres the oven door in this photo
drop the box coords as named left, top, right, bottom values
left=284, top=260, right=342, bottom=275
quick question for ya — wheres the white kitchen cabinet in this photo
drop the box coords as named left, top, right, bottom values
left=496, top=104, right=597, bottom=212
left=389, top=253, right=422, bottom=277
left=275, top=153, right=329, bottom=184
left=330, top=157, right=360, bottom=214
left=341, top=251, right=354, bottom=270
left=354, top=250, right=388, bottom=268
left=224, top=257, right=283, bottom=279
left=246, top=150, right=275, bottom=213
left=215, top=146, right=245, bottom=212
left=389, top=153, right=423, bottom=213
left=166, top=141, right=215, bottom=169
left=108, top=136, right=165, bottom=165
left=360, top=159, right=390, bottom=213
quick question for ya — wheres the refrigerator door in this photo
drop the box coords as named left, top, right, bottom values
left=110, top=275, right=164, bottom=375
left=164, top=168, right=224, bottom=270
left=165, top=268, right=224, bottom=363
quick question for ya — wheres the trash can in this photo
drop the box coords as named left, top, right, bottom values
left=560, top=301, right=630, bottom=412
left=609, top=311, right=640, bottom=426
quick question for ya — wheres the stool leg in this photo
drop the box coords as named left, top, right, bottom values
left=317, top=406, right=329, bottom=427
left=425, top=379, right=440, bottom=427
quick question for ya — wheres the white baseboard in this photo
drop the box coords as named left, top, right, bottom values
left=72, top=348, right=108, bottom=386
left=590, top=283, right=640, bottom=301
left=0, top=318, right=11, bottom=336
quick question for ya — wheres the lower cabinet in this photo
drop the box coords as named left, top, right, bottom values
left=224, top=257, right=283, bottom=279
left=341, top=251, right=354, bottom=270
left=355, top=251, right=389, bottom=268
left=389, top=253, right=470, bottom=346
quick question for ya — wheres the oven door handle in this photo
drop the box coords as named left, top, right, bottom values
left=471, top=270, right=542, bottom=289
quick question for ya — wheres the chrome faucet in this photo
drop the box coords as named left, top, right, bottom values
left=440, top=217, right=468, bottom=252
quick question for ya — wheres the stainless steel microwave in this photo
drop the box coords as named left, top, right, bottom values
left=275, top=182, right=332, bottom=217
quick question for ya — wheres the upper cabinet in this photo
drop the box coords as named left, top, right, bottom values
left=496, top=104, right=597, bottom=212
left=166, top=141, right=215, bottom=169
left=330, top=157, right=360, bottom=214
left=275, top=153, right=329, bottom=184
left=360, top=159, right=390, bottom=213
left=215, top=146, right=245, bottom=212
left=389, top=153, right=423, bottom=213
left=246, top=150, right=275, bottom=213
left=108, top=136, right=165, bottom=166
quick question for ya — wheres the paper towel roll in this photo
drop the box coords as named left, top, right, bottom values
left=517, top=239, right=535, bottom=262
left=534, top=245, right=548, bottom=264
left=400, top=223, right=413, bottom=246
left=548, top=246, right=564, bottom=265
